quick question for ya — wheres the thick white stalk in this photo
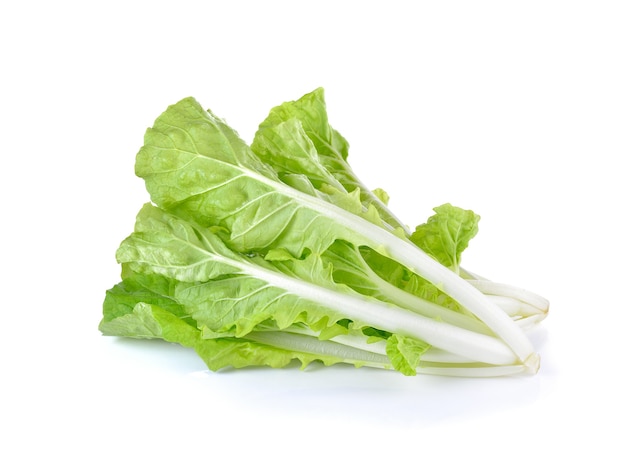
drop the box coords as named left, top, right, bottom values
left=362, top=264, right=492, bottom=335
left=247, top=330, right=535, bottom=377
left=272, top=325, right=390, bottom=356
left=488, top=295, right=548, bottom=319
left=237, top=260, right=518, bottom=365
left=468, top=279, right=550, bottom=314
left=279, top=326, right=486, bottom=364
left=488, top=295, right=523, bottom=317
left=361, top=226, right=536, bottom=365
left=246, top=330, right=392, bottom=369
left=419, top=347, right=476, bottom=363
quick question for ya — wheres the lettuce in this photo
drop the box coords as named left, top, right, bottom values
left=100, top=88, right=548, bottom=377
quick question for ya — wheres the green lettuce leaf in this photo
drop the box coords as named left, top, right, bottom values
left=410, top=204, right=480, bottom=274
left=116, top=204, right=358, bottom=337
left=386, top=334, right=431, bottom=376
left=136, top=97, right=377, bottom=258
left=251, top=87, right=409, bottom=232
left=99, top=275, right=357, bottom=371
left=250, top=116, right=345, bottom=193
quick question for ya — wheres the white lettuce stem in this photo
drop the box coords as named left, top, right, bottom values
left=375, top=261, right=546, bottom=320
left=279, top=326, right=478, bottom=364
left=247, top=330, right=535, bottom=377
left=246, top=330, right=392, bottom=369
left=487, top=295, right=546, bottom=319
left=368, top=229, right=536, bottom=365
left=360, top=268, right=493, bottom=335
left=329, top=246, right=539, bottom=330
left=322, top=244, right=493, bottom=334
left=467, top=280, right=550, bottom=314
left=237, top=261, right=518, bottom=365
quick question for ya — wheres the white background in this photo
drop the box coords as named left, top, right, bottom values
left=2, top=1, right=625, bottom=455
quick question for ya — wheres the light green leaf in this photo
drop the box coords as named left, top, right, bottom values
left=251, top=117, right=345, bottom=192
left=117, top=204, right=365, bottom=339
left=102, top=300, right=346, bottom=372
left=253, top=87, right=349, bottom=159
left=386, top=334, right=431, bottom=376
left=99, top=273, right=194, bottom=329
left=99, top=275, right=361, bottom=371
left=251, top=87, right=408, bottom=232
left=136, top=97, right=371, bottom=258
left=372, top=188, right=390, bottom=205
left=250, top=115, right=394, bottom=231
left=410, top=204, right=480, bottom=274
left=116, top=204, right=243, bottom=283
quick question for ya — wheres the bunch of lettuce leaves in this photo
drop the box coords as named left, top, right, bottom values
left=100, top=88, right=549, bottom=377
